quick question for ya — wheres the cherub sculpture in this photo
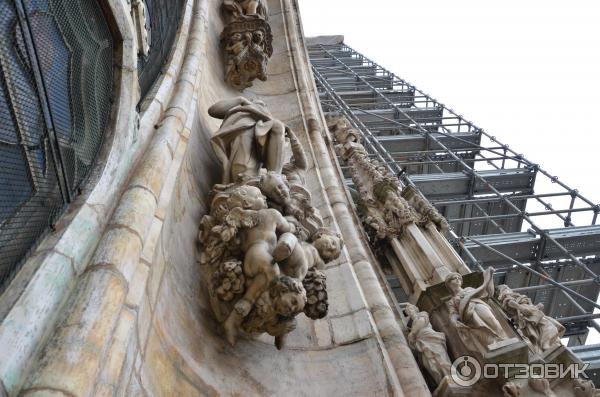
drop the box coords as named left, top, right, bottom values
left=273, top=227, right=343, bottom=280
left=496, top=284, right=564, bottom=354
left=242, top=275, right=307, bottom=350
left=212, top=185, right=296, bottom=345
left=200, top=99, right=340, bottom=350
left=259, top=171, right=324, bottom=241
left=271, top=227, right=342, bottom=320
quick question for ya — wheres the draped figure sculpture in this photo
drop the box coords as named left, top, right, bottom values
left=496, top=284, right=565, bottom=354
left=220, top=0, right=272, bottom=89
left=209, top=96, right=286, bottom=183
left=405, top=304, right=452, bottom=385
left=446, top=268, right=507, bottom=351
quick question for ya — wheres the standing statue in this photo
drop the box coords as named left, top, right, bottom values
left=405, top=304, right=452, bottom=385
left=446, top=268, right=508, bottom=351
left=209, top=97, right=286, bottom=183
left=496, top=284, right=565, bottom=354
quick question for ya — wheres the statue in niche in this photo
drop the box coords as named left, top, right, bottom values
left=199, top=98, right=342, bottom=349
left=496, top=284, right=565, bottom=354
left=404, top=304, right=452, bottom=385
left=446, top=268, right=508, bottom=351
left=221, top=0, right=272, bottom=90
left=209, top=97, right=286, bottom=183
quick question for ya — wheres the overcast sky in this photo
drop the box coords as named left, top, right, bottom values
left=298, top=1, right=600, bottom=342
left=299, top=0, right=600, bottom=201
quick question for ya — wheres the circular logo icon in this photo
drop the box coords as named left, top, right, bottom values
left=451, top=356, right=482, bottom=387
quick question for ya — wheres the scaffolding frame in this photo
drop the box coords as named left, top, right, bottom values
left=308, top=42, right=600, bottom=342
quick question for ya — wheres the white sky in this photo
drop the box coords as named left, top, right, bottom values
left=299, top=0, right=600, bottom=200
left=298, top=1, right=600, bottom=343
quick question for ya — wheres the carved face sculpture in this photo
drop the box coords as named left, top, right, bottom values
left=445, top=273, right=463, bottom=294
left=230, top=185, right=267, bottom=210
left=404, top=304, right=419, bottom=319
left=313, top=231, right=343, bottom=262
left=252, top=30, right=264, bottom=45
left=275, top=291, right=306, bottom=317
left=260, top=172, right=290, bottom=204
left=271, top=276, right=307, bottom=317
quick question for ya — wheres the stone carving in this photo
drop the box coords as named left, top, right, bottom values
left=496, top=284, right=565, bottom=354
left=131, top=0, right=151, bottom=57
left=404, top=186, right=449, bottom=232
left=221, top=0, right=273, bottom=90
left=327, top=117, right=417, bottom=241
left=446, top=268, right=508, bottom=351
left=223, top=0, right=269, bottom=20
left=209, top=97, right=286, bottom=184
left=199, top=99, right=343, bottom=349
left=529, top=377, right=556, bottom=397
left=404, top=304, right=452, bottom=385
left=573, top=378, right=600, bottom=397
left=502, top=381, right=521, bottom=397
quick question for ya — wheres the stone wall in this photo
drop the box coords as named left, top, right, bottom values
left=0, top=0, right=428, bottom=396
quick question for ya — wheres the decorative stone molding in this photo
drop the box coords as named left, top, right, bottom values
left=220, top=0, right=273, bottom=90
left=328, top=116, right=470, bottom=300
left=328, top=116, right=416, bottom=241
left=131, top=0, right=151, bottom=57
left=199, top=98, right=342, bottom=349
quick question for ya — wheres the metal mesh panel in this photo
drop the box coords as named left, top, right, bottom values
left=138, top=0, right=186, bottom=101
left=0, top=0, right=113, bottom=291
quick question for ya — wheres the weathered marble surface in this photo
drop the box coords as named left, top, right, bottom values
left=135, top=0, right=419, bottom=394
left=0, top=1, right=427, bottom=396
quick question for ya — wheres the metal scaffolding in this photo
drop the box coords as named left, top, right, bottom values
left=308, top=41, right=600, bottom=352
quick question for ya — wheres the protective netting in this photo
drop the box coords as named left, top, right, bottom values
left=0, top=0, right=113, bottom=291
left=138, top=0, right=187, bottom=101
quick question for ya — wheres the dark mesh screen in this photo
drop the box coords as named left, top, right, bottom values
left=138, top=0, right=187, bottom=101
left=0, top=0, right=113, bottom=291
